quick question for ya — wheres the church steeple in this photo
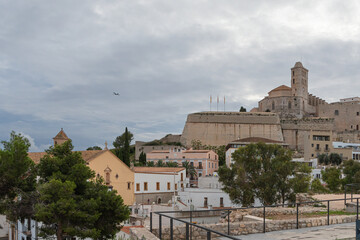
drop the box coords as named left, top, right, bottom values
left=53, top=128, right=69, bottom=146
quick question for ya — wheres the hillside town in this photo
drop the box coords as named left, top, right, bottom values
left=2, top=62, right=360, bottom=239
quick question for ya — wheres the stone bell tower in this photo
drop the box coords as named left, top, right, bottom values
left=291, top=62, right=309, bottom=117
left=53, top=128, right=69, bottom=146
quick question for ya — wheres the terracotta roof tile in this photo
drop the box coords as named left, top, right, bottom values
left=53, top=128, right=69, bottom=140
left=133, top=167, right=185, bottom=173
left=269, top=85, right=291, bottom=93
left=28, top=150, right=106, bottom=164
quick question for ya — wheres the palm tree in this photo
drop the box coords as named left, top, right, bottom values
left=165, top=161, right=178, bottom=167
left=182, top=161, right=197, bottom=180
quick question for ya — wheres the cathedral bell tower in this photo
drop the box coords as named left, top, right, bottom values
left=291, top=62, right=309, bottom=117
left=53, top=128, right=69, bottom=146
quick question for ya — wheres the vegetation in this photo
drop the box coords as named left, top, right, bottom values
left=36, top=140, right=130, bottom=240
left=142, top=140, right=183, bottom=147
left=139, top=151, right=146, bottom=165
left=321, top=167, right=342, bottom=192
left=182, top=161, right=197, bottom=180
left=218, top=143, right=311, bottom=206
left=87, top=146, right=102, bottom=150
left=342, top=159, right=360, bottom=185
left=0, top=132, right=130, bottom=240
left=310, top=178, right=328, bottom=193
left=191, top=139, right=226, bottom=166
left=239, top=106, right=247, bottom=112
left=0, top=132, right=37, bottom=221
left=113, top=128, right=133, bottom=167
left=318, top=153, right=342, bottom=166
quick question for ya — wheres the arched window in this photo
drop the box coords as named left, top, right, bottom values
left=288, top=101, right=292, bottom=109
left=106, top=172, right=110, bottom=184
left=272, top=101, right=275, bottom=110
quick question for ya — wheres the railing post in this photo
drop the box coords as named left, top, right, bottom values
left=207, top=231, right=211, bottom=240
left=263, top=206, right=266, bottom=233
left=357, top=198, right=359, bottom=220
left=327, top=200, right=330, bottom=225
left=186, top=222, right=189, bottom=240
left=190, top=210, right=192, bottom=240
left=296, top=203, right=299, bottom=229
left=159, top=215, right=162, bottom=239
left=170, top=218, right=173, bottom=240
left=150, top=212, right=153, bottom=233
left=227, top=210, right=230, bottom=235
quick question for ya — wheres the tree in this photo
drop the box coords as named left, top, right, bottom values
left=0, top=132, right=37, bottom=221
left=146, top=161, right=155, bottom=167
left=182, top=161, right=197, bottom=180
left=291, top=163, right=312, bottom=194
left=87, top=146, right=102, bottom=150
left=155, top=160, right=165, bottom=167
left=113, top=128, right=133, bottom=167
left=329, top=153, right=342, bottom=165
left=310, top=178, right=328, bottom=193
left=321, top=167, right=342, bottom=192
left=139, top=151, right=147, bottom=166
left=165, top=161, right=178, bottom=167
left=239, top=106, right=247, bottom=112
left=35, top=140, right=130, bottom=240
left=342, top=159, right=360, bottom=185
left=318, top=154, right=330, bottom=165
left=218, top=143, right=297, bottom=206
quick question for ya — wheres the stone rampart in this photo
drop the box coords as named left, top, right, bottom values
left=153, top=215, right=356, bottom=239
left=180, top=112, right=283, bottom=147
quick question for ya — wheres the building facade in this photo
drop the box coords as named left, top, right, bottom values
left=133, top=167, right=187, bottom=205
left=146, top=148, right=219, bottom=177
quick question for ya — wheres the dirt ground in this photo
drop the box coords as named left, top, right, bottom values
left=312, top=193, right=360, bottom=210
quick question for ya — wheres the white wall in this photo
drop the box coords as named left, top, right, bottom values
left=0, top=215, right=8, bottom=238
left=134, top=170, right=187, bottom=194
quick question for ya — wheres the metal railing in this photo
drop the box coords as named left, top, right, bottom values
left=150, top=197, right=360, bottom=240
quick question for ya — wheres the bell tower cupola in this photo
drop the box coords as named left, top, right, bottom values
left=53, top=128, right=69, bottom=146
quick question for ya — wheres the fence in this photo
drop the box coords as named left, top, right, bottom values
left=150, top=197, right=360, bottom=240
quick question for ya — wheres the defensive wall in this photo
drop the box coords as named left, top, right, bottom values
left=180, top=112, right=284, bottom=147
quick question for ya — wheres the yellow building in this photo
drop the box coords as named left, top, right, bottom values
left=28, top=129, right=135, bottom=205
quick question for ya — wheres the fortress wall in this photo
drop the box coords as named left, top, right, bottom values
left=318, top=102, right=360, bottom=132
left=180, top=112, right=284, bottom=147
left=281, top=118, right=335, bottom=151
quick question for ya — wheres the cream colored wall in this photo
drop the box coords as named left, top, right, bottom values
left=88, top=151, right=135, bottom=205
left=333, top=148, right=353, bottom=160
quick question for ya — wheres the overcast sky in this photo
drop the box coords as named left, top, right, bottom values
left=1, top=0, right=360, bottom=151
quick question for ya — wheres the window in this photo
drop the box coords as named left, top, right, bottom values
left=204, top=197, right=208, bottom=208
left=156, top=182, right=160, bottom=191
left=209, top=162, right=211, bottom=168
left=167, top=182, right=171, bottom=190
left=316, top=144, right=320, bottom=150
left=181, top=183, right=184, bottom=188
left=116, top=174, right=119, bottom=179
left=144, top=182, right=148, bottom=191
left=136, top=183, right=140, bottom=191
left=335, top=110, right=339, bottom=116
left=272, top=101, right=275, bottom=110
left=288, top=101, right=291, bottom=109
left=199, top=162, right=203, bottom=169
left=208, top=154, right=210, bottom=159
left=175, top=184, right=177, bottom=190
left=325, top=144, right=329, bottom=150
left=105, top=172, right=110, bottom=184
left=220, top=197, right=224, bottom=207
left=292, top=71, right=294, bottom=76
left=182, top=156, right=185, bottom=159
left=166, top=156, right=169, bottom=159
left=127, top=182, right=131, bottom=190
left=181, top=173, right=183, bottom=181
left=357, top=112, right=359, bottom=116
left=311, top=144, right=314, bottom=147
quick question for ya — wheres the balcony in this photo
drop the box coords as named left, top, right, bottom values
left=315, top=148, right=321, bottom=151
left=324, top=148, right=330, bottom=152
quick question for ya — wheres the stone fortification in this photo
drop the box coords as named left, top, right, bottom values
left=180, top=112, right=283, bottom=147
left=281, top=118, right=334, bottom=151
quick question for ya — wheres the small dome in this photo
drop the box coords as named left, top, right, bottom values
left=294, top=62, right=303, bottom=68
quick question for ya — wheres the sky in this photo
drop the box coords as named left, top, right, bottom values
left=1, top=0, right=360, bottom=152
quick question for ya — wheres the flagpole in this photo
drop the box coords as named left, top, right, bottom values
left=217, top=96, right=219, bottom=112
left=224, top=96, right=225, bottom=112
left=210, top=95, right=212, bottom=111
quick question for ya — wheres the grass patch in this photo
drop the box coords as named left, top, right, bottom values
left=303, top=210, right=355, bottom=216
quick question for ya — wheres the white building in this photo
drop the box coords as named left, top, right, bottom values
left=133, top=167, right=188, bottom=205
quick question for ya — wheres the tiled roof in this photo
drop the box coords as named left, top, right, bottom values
left=183, top=150, right=211, bottom=153
left=28, top=150, right=106, bottom=164
left=269, top=85, right=291, bottom=93
left=53, top=128, right=69, bottom=140
left=133, top=167, right=185, bottom=173
left=149, top=150, right=170, bottom=153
